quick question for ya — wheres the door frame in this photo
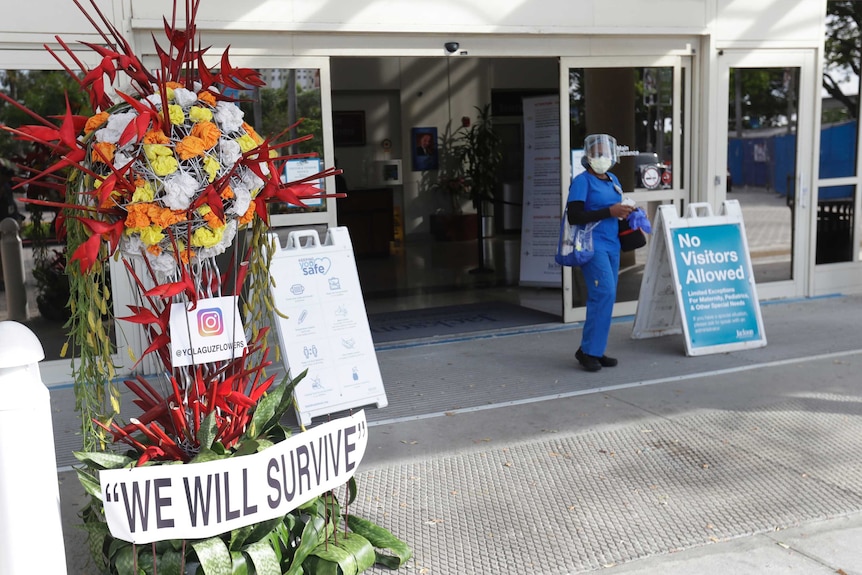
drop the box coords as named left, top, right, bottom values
left=714, top=48, right=817, bottom=301
left=559, top=55, right=692, bottom=323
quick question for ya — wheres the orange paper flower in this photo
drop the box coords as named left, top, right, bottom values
left=85, top=112, right=110, bottom=134
left=175, top=135, right=206, bottom=160
left=91, top=142, right=116, bottom=165
left=190, top=121, right=220, bottom=149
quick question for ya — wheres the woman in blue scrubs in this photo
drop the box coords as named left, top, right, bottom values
left=566, top=134, right=634, bottom=372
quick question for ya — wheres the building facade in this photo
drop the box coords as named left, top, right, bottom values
left=1, top=0, right=859, bottom=381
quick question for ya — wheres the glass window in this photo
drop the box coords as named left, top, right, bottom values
left=567, top=66, right=680, bottom=306
left=1, top=69, right=96, bottom=360
left=822, top=1, right=861, bottom=179
left=235, top=68, right=327, bottom=216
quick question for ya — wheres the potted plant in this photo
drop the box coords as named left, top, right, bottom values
left=428, top=122, right=476, bottom=240
left=454, top=104, right=503, bottom=222
left=429, top=107, right=502, bottom=242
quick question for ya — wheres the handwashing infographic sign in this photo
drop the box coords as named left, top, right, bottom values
left=632, top=201, right=766, bottom=356
left=269, top=227, right=387, bottom=425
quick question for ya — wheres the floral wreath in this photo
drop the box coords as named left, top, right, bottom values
left=1, top=1, right=412, bottom=573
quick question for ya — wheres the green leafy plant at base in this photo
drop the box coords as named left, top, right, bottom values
left=74, top=371, right=412, bottom=575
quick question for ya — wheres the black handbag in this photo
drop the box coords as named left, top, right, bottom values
left=618, top=218, right=647, bottom=252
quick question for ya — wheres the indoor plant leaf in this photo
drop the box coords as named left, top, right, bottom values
left=244, top=538, right=282, bottom=575
left=197, top=411, right=218, bottom=450
left=75, top=466, right=103, bottom=499
left=284, top=514, right=329, bottom=575
left=155, top=547, right=183, bottom=575
left=192, top=536, right=234, bottom=575
left=307, top=532, right=376, bottom=575
left=230, top=550, right=249, bottom=574
left=346, top=514, right=413, bottom=568
left=74, top=450, right=135, bottom=470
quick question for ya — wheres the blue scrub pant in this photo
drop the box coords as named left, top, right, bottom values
left=580, top=249, right=620, bottom=357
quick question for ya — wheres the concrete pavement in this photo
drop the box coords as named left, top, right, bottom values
left=56, top=293, right=862, bottom=574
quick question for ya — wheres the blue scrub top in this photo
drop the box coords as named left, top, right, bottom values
left=567, top=171, right=623, bottom=251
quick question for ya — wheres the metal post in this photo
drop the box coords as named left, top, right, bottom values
left=1, top=218, right=28, bottom=322
left=0, top=321, right=66, bottom=574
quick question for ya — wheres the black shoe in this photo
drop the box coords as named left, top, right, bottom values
left=598, top=355, right=618, bottom=367
left=575, top=348, right=602, bottom=372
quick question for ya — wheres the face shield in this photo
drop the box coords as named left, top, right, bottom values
left=583, top=134, right=618, bottom=175
left=584, top=134, right=619, bottom=165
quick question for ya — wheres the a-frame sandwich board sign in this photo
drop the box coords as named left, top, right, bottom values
left=269, top=227, right=388, bottom=426
left=632, top=200, right=767, bottom=356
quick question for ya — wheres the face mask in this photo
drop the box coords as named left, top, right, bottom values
left=589, top=157, right=612, bottom=174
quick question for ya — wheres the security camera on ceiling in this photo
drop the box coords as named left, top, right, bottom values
left=444, top=42, right=460, bottom=54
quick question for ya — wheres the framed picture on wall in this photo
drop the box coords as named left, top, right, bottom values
left=411, top=127, right=438, bottom=171
left=333, top=111, right=366, bottom=146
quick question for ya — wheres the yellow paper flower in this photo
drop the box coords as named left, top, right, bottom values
left=132, top=181, right=156, bottom=203
left=242, top=122, right=264, bottom=145
left=203, top=156, right=220, bottom=182
left=236, top=134, right=258, bottom=153
left=189, top=106, right=213, bottom=123
left=191, top=225, right=224, bottom=248
left=168, top=104, right=185, bottom=125
left=152, top=155, right=179, bottom=176
left=140, top=225, right=166, bottom=246
left=144, top=144, right=172, bottom=161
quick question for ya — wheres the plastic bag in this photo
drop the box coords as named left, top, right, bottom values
left=556, top=208, right=597, bottom=267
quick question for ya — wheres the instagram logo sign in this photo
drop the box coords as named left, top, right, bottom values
left=197, top=308, right=224, bottom=337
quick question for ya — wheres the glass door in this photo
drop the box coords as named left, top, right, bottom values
left=716, top=50, right=816, bottom=300
left=559, top=56, right=691, bottom=322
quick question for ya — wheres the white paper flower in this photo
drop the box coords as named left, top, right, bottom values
left=172, top=87, right=198, bottom=108
left=214, top=101, right=245, bottom=132
left=95, top=112, right=137, bottom=144
left=240, top=169, right=264, bottom=193
left=120, top=233, right=145, bottom=255
left=148, top=251, right=180, bottom=276
left=144, top=93, right=163, bottom=108
left=112, top=150, right=135, bottom=171
left=219, top=138, right=242, bottom=166
left=228, top=183, right=252, bottom=216
left=162, top=171, right=200, bottom=210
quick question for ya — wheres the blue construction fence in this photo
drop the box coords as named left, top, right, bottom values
left=728, top=120, right=855, bottom=200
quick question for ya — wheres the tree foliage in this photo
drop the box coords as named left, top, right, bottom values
left=824, top=0, right=862, bottom=120
left=0, top=70, right=91, bottom=160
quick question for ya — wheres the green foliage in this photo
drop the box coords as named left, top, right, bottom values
left=0, top=69, right=91, bottom=160
left=824, top=0, right=862, bottom=120
left=73, top=369, right=411, bottom=574
left=451, top=104, right=503, bottom=211
left=728, top=67, right=796, bottom=132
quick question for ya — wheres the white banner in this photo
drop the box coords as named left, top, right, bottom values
left=519, top=95, right=561, bottom=287
left=100, top=411, right=368, bottom=543
left=169, top=296, right=248, bottom=367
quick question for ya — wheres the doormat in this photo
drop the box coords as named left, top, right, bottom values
left=368, top=301, right=559, bottom=343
